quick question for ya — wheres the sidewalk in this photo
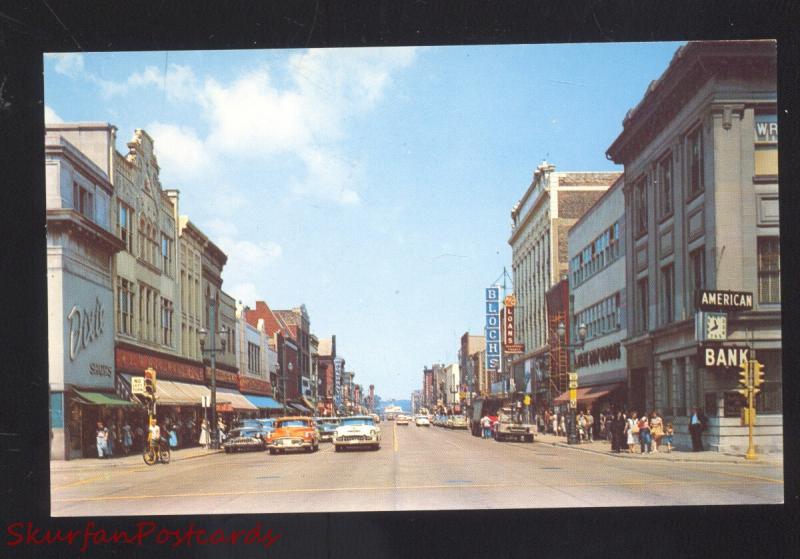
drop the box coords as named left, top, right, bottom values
left=50, top=446, right=224, bottom=471
left=534, top=433, right=783, bottom=465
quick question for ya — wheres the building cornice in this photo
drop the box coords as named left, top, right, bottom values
left=45, top=141, right=114, bottom=196
left=46, top=209, right=125, bottom=254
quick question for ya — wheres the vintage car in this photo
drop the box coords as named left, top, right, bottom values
left=370, top=413, right=381, bottom=424
left=256, top=418, right=276, bottom=434
left=223, top=427, right=268, bottom=453
left=494, top=407, right=535, bottom=442
left=333, top=415, right=381, bottom=451
left=396, top=414, right=410, bottom=426
left=315, top=417, right=341, bottom=442
left=414, top=415, right=431, bottom=427
left=449, top=415, right=469, bottom=429
left=266, top=416, right=320, bottom=454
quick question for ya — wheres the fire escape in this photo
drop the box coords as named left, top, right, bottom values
left=548, top=311, right=568, bottom=403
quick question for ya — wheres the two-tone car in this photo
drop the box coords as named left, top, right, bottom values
left=266, top=416, right=320, bottom=454
left=315, top=417, right=341, bottom=442
left=333, top=415, right=381, bottom=451
left=223, top=426, right=269, bottom=453
left=396, top=414, right=410, bottom=426
left=414, top=415, right=431, bottom=427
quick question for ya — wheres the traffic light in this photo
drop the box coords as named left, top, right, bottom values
left=144, top=368, right=157, bottom=399
left=736, top=360, right=750, bottom=397
left=751, top=360, right=765, bottom=389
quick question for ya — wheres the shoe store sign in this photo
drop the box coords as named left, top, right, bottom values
left=67, top=297, right=105, bottom=361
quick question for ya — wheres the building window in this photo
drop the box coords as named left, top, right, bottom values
left=754, top=113, right=778, bottom=177
left=117, top=201, right=133, bottom=251
left=248, top=342, right=261, bottom=375
left=72, top=182, right=94, bottom=220
left=754, top=349, right=782, bottom=413
left=634, top=177, right=648, bottom=236
left=636, top=277, right=648, bottom=334
left=160, top=298, right=173, bottom=347
left=687, top=126, right=704, bottom=197
left=161, top=234, right=173, bottom=276
left=757, top=237, right=781, bottom=304
left=661, top=264, right=674, bottom=325
left=689, top=247, right=705, bottom=313
left=657, top=152, right=673, bottom=218
left=116, top=278, right=134, bottom=335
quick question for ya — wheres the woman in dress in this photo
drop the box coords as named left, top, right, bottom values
left=122, top=420, right=133, bottom=455
left=649, top=410, right=664, bottom=453
left=626, top=411, right=638, bottom=453
left=199, top=419, right=211, bottom=449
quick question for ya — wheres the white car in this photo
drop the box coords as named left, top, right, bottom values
left=333, top=415, right=381, bottom=451
left=414, top=415, right=430, bottom=427
left=396, top=415, right=410, bottom=425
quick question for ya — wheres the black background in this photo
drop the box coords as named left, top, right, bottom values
left=1, top=1, right=798, bottom=557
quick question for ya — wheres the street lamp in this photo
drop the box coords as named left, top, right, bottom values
left=199, top=300, right=228, bottom=450
left=552, top=320, right=586, bottom=445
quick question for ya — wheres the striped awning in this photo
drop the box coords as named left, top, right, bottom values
left=215, top=388, right=258, bottom=411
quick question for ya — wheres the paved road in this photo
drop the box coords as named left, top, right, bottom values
left=51, top=422, right=783, bottom=516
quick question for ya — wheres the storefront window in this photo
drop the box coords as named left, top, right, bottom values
left=754, top=113, right=778, bottom=177
left=755, top=349, right=782, bottom=413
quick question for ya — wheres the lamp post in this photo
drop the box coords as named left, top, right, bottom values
left=554, top=320, right=586, bottom=445
left=199, top=300, right=228, bottom=450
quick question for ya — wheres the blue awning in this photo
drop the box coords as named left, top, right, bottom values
left=245, top=395, right=283, bottom=410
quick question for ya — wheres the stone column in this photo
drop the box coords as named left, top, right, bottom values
left=652, top=359, right=665, bottom=413
left=684, top=355, right=695, bottom=413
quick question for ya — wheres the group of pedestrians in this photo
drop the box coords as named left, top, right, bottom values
left=606, top=409, right=677, bottom=454
left=95, top=420, right=135, bottom=458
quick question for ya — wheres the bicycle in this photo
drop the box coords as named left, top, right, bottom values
left=143, top=437, right=171, bottom=465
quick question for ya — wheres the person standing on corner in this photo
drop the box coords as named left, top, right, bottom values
left=481, top=414, right=492, bottom=439
left=689, top=407, right=708, bottom=451
left=95, top=421, right=108, bottom=459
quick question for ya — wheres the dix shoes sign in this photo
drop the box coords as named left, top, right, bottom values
left=68, top=297, right=105, bottom=361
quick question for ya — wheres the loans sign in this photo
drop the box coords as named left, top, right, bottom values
left=697, top=290, right=753, bottom=312
left=698, top=344, right=750, bottom=370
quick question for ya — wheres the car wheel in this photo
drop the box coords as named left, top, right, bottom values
left=269, top=448, right=276, bottom=455
left=526, top=435, right=534, bottom=443
left=334, top=445, right=341, bottom=452
left=224, top=448, right=230, bottom=453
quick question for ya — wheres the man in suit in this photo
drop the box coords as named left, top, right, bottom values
left=688, top=407, right=708, bottom=451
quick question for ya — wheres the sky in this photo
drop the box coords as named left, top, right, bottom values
left=44, top=41, right=684, bottom=401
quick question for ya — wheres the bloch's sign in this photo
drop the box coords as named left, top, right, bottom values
left=485, top=286, right=501, bottom=370
left=697, top=290, right=753, bottom=312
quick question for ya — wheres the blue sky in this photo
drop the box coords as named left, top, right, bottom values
left=44, top=42, right=684, bottom=401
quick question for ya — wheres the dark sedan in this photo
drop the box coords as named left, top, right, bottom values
left=315, top=418, right=341, bottom=442
left=223, top=427, right=268, bottom=453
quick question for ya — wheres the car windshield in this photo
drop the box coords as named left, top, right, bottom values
left=340, top=418, right=373, bottom=426
left=316, top=419, right=340, bottom=425
left=230, top=429, right=259, bottom=437
left=498, top=411, right=513, bottom=422
left=277, top=420, right=310, bottom=428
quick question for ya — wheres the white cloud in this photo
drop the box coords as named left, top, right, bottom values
left=47, top=53, right=85, bottom=77
left=146, top=121, right=210, bottom=181
left=292, top=148, right=361, bottom=205
left=44, top=105, right=63, bottom=123
left=227, top=282, right=260, bottom=307
left=128, top=64, right=198, bottom=103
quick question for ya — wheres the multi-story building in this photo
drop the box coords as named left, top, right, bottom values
left=422, top=366, right=434, bottom=409
left=234, top=301, right=280, bottom=415
left=458, top=333, right=485, bottom=405
left=317, top=336, right=336, bottom=415
left=46, top=124, right=126, bottom=460
left=442, top=363, right=460, bottom=411
left=509, top=163, right=621, bottom=409
left=309, top=334, right=320, bottom=411
left=606, top=40, right=781, bottom=452
left=558, top=176, right=627, bottom=412
left=470, top=349, right=488, bottom=396
left=273, top=306, right=312, bottom=405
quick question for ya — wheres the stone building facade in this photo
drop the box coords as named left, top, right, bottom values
left=508, top=164, right=620, bottom=408
left=606, top=40, right=781, bottom=452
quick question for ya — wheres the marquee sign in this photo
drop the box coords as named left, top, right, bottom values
left=504, top=294, right=516, bottom=347
left=697, top=290, right=753, bottom=312
left=485, top=286, right=501, bottom=370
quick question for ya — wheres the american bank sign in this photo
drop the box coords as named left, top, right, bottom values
left=485, top=287, right=500, bottom=370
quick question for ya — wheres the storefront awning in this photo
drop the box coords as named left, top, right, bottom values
left=120, top=374, right=228, bottom=407
left=73, top=389, right=136, bottom=407
left=245, top=395, right=283, bottom=410
left=553, top=382, right=625, bottom=405
left=215, top=388, right=258, bottom=411
left=288, top=401, right=312, bottom=414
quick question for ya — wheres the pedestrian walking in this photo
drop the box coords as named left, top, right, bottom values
left=626, top=411, right=638, bottom=453
left=106, top=422, right=116, bottom=457
left=585, top=410, right=594, bottom=442
left=611, top=411, right=625, bottom=452
left=638, top=414, right=651, bottom=454
left=551, top=412, right=558, bottom=435
left=663, top=423, right=674, bottom=452
left=122, top=421, right=133, bottom=455
left=199, top=419, right=211, bottom=448
left=168, top=425, right=178, bottom=449
left=480, top=414, right=492, bottom=439
left=650, top=410, right=664, bottom=453
left=559, top=414, right=566, bottom=437
left=95, top=421, right=109, bottom=458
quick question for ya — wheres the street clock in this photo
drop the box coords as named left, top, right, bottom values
left=705, top=312, right=727, bottom=341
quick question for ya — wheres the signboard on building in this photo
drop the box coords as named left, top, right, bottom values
left=698, top=344, right=750, bottom=370
left=697, top=290, right=753, bottom=312
left=504, top=294, right=516, bottom=347
left=485, top=286, right=501, bottom=370
left=131, top=376, right=145, bottom=394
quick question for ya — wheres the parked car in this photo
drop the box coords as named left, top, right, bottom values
left=315, top=417, right=341, bottom=442
left=234, top=419, right=266, bottom=430
left=494, top=407, right=535, bottom=442
left=333, top=415, right=381, bottom=451
left=396, top=415, right=410, bottom=426
left=450, top=415, right=468, bottom=429
left=266, top=417, right=319, bottom=454
left=256, top=418, right=276, bottom=434
left=223, top=427, right=268, bottom=453
left=414, top=415, right=431, bottom=427
left=370, top=413, right=381, bottom=424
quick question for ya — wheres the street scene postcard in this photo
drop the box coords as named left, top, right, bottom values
left=46, top=40, right=783, bottom=516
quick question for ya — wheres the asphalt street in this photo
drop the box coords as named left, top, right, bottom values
left=51, top=422, right=784, bottom=516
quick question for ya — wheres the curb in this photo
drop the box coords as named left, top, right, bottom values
left=544, top=440, right=778, bottom=465
left=51, top=449, right=224, bottom=471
